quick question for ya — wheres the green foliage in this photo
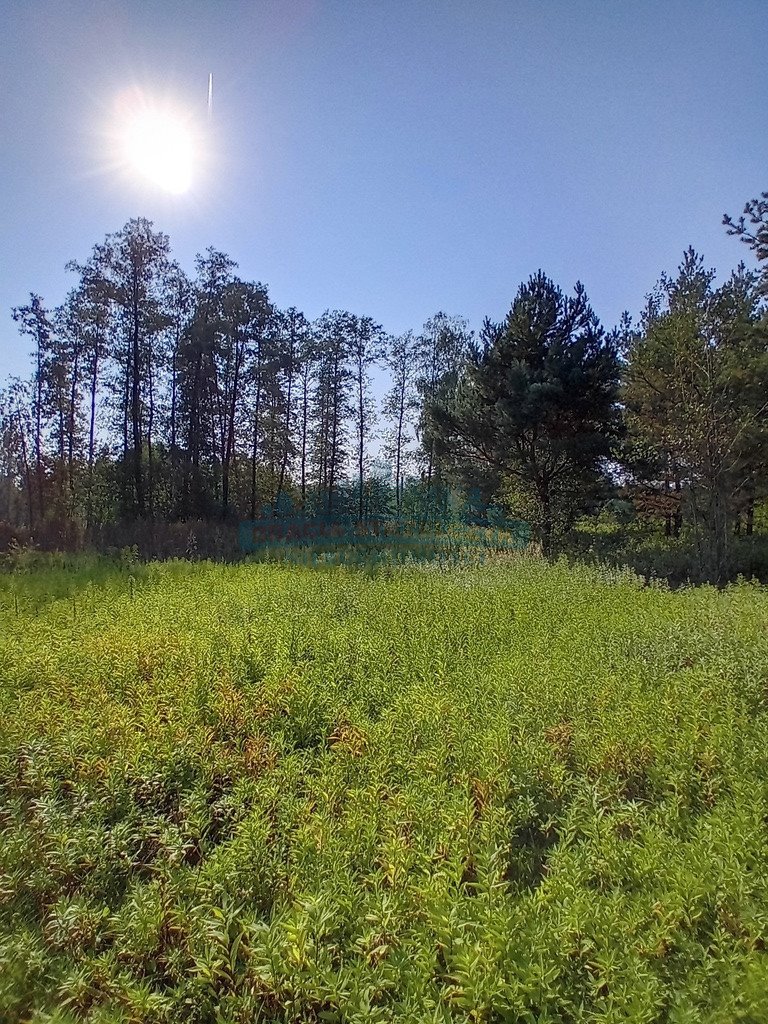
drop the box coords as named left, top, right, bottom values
left=562, top=523, right=768, bottom=588
left=1, top=556, right=768, bottom=1020
left=724, top=192, right=768, bottom=296
left=623, top=249, right=768, bottom=584
left=427, top=273, right=622, bottom=544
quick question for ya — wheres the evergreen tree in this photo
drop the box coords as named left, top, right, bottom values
left=416, top=313, right=472, bottom=493
left=274, top=307, right=310, bottom=513
left=11, top=294, right=54, bottom=525
left=382, top=330, right=420, bottom=513
left=724, top=192, right=768, bottom=295
left=348, top=315, right=384, bottom=521
left=624, top=250, right=768, bottom=583
left=428, top=273, right=622, bottom=543
left=72, top=219, right=174, bottom=518
left=311, top=311, right=354, bottom=515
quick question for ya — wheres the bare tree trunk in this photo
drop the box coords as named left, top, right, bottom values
left=250, top=398, right=260, bottom=520
left=664, top=467, right=672, bottom=537
left=122, top=347, right=131, bottom=516
left=300, top=374, right=309, bottom=509
left=34, top=343, right=44, bottom=522
left=170, top=345, right=178, bottom=516
left=86, top=352, right=98, bottom=528
left=673, top=472, right=682, bottom=537
left=426, top=440, right=435, bottom=496
left=268, top=392, right=277, bottom=489
left=327, top=402, right=337, bottom=516
left=275, top=341, right=294, bottom=514
left=67, top=347, right=80, bottom=510
left=130, top=277, right=144, bottom=517
left=17, top=411, right=33, bottom=529
left=708, top=481, right=729, bottom=587
left=357, top=363, right=365, bottom=522
left=57, top=384, right=66, bottom=512
left=187, top=350, right=202, bottom=518
left=249, top=343, right=263, bottom=520
left=394, top=372, right=406, bottom=514
left=147, top=357, right=155, bottom=518
left=222, top=330, right=243, bottom=519
left=537, top=474, right=553, bottom=553
left=327, top=353, right=341, bottom=516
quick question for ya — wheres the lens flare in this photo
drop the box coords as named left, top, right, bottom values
left=122, top=108, right=193, bottom=193
left=111, top=89, right=198, bottom=194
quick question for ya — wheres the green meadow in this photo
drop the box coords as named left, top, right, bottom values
left=1, top=554, right=767, bottom=1022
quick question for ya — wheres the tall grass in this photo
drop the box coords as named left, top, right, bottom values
left=1, top=554, right=767, bottom=1022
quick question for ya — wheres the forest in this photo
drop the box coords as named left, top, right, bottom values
left=1, top=192, right=767, bottom=585
left=3, top=201, right=768, bottom=1021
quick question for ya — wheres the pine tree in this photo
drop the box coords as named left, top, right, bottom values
left=724, top=192, right=768, bottom=295
left=428, top=273, right=622, bottom=544
left=415, top=313, right=472, bottom=495
left=383, top=330, right=420, bottom=513
left=348, top=315, right=384, bottom=521
left=625, top=250, right=768, bottom=583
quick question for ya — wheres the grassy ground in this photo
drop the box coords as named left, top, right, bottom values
left=1, top=553, right=767, bottom=1022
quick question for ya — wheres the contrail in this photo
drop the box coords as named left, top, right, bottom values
left=207, top=73, right=213, bottom=120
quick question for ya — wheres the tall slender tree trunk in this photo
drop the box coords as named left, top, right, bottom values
left=664, top=467, right=672, bottom=537
left=537, top=474, right=553, bottom=553
left=268, top=392, right=277, bottom=487
left=300, top=375, right=309, bottom=509
left=318, top=385, right=329, bottom=501
left=222, top=332, right=243, bottom=519
left=170, top=347, right=178, bottom=516
left=327, top=354, right=341, bottom=516
left=673, top=472, right=682, bottom=537
left=356, top=353, right=365, bottom=522
left=275, top=341, right=294, bottom=513
left=34, top=342, right=43, bottom=522
left=17, top=411, right=33, bottom=529
left=707, top=482, right=729, bottom=587
left=57, top=385, right=66, bottom=512
left=250, top=391, right=261, bottom=520
left=67, top=347, right=80, bottom=510
left=86, top=353, right=98, bottom=528
left=742, top=474, right=755, bottom=538
left=122, top=350, right=130, bottom=517
left=147, top=358, right=155, bottom=518
left=130, top=278, right=144, bottom=517
left=249, top=342, right=263, bottom=520
left=394, top=374, right=406, bottom=514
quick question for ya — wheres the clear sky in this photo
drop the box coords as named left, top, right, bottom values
left=1, top=0, right=766, bottom=380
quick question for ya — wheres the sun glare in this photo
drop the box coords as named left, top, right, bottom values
left=120, top=103, right=195, bottom=194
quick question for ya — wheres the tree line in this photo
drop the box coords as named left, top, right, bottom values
left=1, top=193, right=767, bottom=583
left=1, top=218, right=471, bottom=530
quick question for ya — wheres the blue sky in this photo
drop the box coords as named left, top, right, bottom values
left=1, top=0, right=766, bottom=381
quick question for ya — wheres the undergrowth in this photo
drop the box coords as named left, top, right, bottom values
left=1, top=554, right=767, bottom=1022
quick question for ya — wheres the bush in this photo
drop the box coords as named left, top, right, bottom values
left=560, top=524, right=768, bottom=587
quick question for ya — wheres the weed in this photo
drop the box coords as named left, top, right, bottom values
left=0, top=553, right=766, bottom=1020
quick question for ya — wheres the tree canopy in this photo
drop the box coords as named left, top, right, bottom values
left=427, top=272, right=622, bottom=541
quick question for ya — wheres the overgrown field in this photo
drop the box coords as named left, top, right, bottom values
left=1, top=555, right=767, bottom=1023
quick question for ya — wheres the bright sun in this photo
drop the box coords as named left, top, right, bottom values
left=121, top=107, right=194, bottom=194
